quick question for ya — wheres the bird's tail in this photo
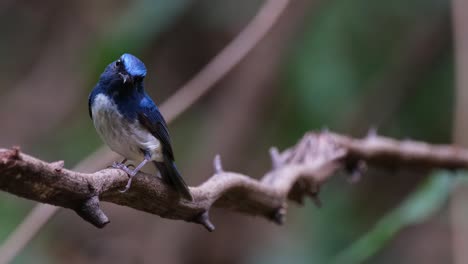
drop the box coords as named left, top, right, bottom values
left=154, top=159, right=193, bottom=201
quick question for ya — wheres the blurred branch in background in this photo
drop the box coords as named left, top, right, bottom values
left=0, top=0, right=290, bottom=263
left=160, top=0, right=289, bottom=122
left=451, top=0, right=468, bottom=263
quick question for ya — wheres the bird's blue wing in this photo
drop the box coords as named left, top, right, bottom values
left=137, top=96, right=174, bottom=160
left=138, top=94, right=192, bottom=200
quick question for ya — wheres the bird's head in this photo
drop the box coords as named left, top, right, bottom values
left=101, top=53, right=147, bottom=87
left=115, top=53, right=147, bottom=84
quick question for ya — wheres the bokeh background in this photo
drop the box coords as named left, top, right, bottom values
left=0, top=0, right=461, bottom=263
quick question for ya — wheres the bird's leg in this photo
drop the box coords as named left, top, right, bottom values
left=115, top=154, right=151, bottom=193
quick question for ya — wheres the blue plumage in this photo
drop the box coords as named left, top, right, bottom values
left=121, top=53, right=147, bottom=77
left=88, top=53, right=192, bottom=200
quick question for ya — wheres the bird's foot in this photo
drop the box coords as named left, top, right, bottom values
left=112, top=162, right=137, bottom=176
left=112, top=162, right=137, bottom=192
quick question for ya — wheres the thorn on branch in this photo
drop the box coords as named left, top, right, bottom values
left=271, top=204, right=287, bottom=225
left=9, top=146, right=21, bottom=160
left=50, top=160, right=65, bottom=172
left=193, top=210, right=215, bottom=232
left=74, top=196, right=109, bottom=228
left=367, top=127, right=378, bottom=138
left=213, top=154, right=224, bottom=174
left=269, top=147, right=282, bottom=169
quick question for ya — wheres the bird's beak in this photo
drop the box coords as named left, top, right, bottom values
left=119, top=73, right=131, bottom=84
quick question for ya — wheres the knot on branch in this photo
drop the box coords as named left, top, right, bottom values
left=0, top=146, right=21, bottom=165
left=74, top=196, right=109, bottom=228
left=50, top=160, right=65, bottom=172
left=192, top=210, right=215, bottom=232
left=273, top=133, right=347, bottom=176
left=267, top=133, right=346, bottom=208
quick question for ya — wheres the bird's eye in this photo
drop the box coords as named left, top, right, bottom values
left=115, top=60, right=122, bottom=67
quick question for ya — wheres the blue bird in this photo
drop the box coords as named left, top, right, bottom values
left=88, top=53, right=193, bottom=201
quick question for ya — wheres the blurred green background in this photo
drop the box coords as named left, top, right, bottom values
left=0, top=0, right=457, bottom=263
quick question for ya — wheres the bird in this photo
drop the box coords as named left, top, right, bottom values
left=88, top=53, right=193, bottom=201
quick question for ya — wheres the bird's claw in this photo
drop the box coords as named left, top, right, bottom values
left=112, top=162, right=136, bottom=176
left=119, top=177, right=134, bottom=193
left=112, top=161, right=125, bottom=169
left=112, top=162, right=137, bottom=192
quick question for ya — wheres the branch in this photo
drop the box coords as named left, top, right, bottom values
left=1, top=131, right=466, bottom=231
left=160, top=0, right=290, bottom=122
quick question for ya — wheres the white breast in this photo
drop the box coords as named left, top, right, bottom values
left=91, top=93, right=163, bottom=162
